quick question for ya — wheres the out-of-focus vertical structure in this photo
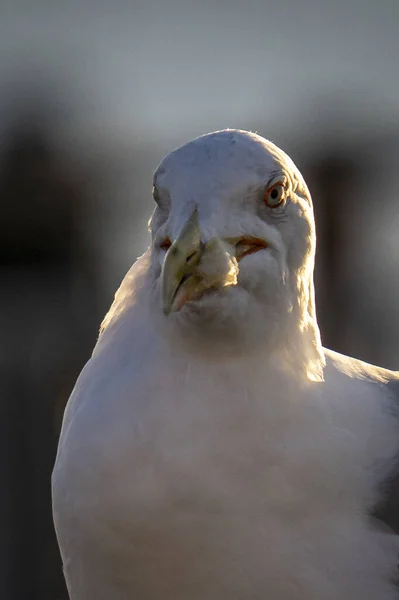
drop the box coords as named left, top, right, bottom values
left=0, top=101, right=101, bottom=599
left=293, top=109, right=399, bottom=370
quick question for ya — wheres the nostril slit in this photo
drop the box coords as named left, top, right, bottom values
left=186, top=251, right=197, bottom=263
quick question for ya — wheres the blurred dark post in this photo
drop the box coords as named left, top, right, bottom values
left=306, top=151, right=361, bottom=351
left=0, top=109, right=101, bottom=599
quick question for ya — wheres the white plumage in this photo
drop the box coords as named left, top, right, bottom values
left=52, top=130, right=399, bottom=599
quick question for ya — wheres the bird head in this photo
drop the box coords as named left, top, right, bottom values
left=148, top=130, right=323, bottom=377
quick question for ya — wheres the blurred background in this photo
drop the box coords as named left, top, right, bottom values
left=1, top=0, right=399, bottom=597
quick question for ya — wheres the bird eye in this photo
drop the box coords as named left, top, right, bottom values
left=159, top=237, right=172, bottom=252
left=264, top=182, right=285, bottom=208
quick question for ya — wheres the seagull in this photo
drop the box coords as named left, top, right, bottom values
left=52, top=129, right=399, bottom=600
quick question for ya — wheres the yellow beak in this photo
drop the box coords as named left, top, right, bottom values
left=161, top=210, right=239, bottom=315
left=161, top=209, right=204, bottom=315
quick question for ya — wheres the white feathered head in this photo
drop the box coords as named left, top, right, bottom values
left=146, top=129, right=324, bottom=379
left=101, top=129, right=324, bottom=381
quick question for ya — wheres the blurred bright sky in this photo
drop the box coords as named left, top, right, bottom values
left=0, top=0, right=398, bottom=147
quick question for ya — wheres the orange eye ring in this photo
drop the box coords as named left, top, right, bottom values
left=264, top=182, right=285, bottom=208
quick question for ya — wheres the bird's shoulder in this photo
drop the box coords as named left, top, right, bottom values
left=323, top=347, right=399, bottom=388
left=324, top=348, right=399, bottom=534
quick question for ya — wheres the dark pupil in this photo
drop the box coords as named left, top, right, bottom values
left=270, top=188, right=279, bottom=200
